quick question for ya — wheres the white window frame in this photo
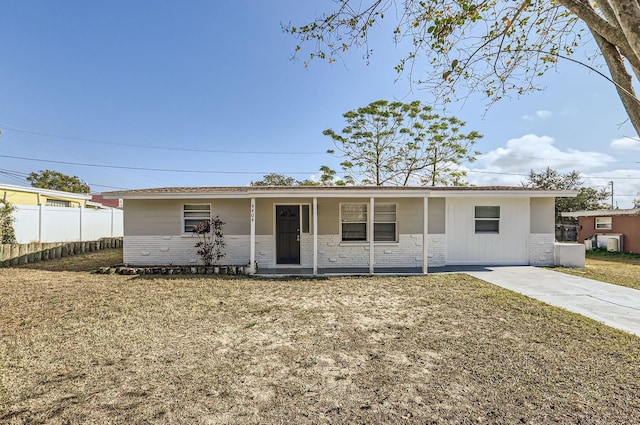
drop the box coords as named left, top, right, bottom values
left=46, top=199, right=71, bottom=207
left=474, top=206, right=500, bottom=234
left=595, top=217, right=612, bottom=230
left=301, top=203, right=311, bottom=234
left=339, top=202, right=398, bottom=243
left=340, top=203, right=368, bottom=242
left=182, top=203, right=211, bottom=235
left=374, top=202, right=398, bottom=242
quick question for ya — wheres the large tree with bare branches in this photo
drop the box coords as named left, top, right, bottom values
left=285, top=0, right=640, bottom=137
left=323, top=100, right=482, bottom=186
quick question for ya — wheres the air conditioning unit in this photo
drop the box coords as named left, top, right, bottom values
left=595, top=234, right=623, bottom=252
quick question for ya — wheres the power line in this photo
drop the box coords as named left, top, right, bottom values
left=3, top=154, right=639, bottom=180
left=1, top=125, right=638, bottom=163
left=0, top=126, right=326, bottom=156
left=0, top=168, right=129, bottom=190
left=0, top=169, right=28, bottom=185
left=0, top=154, right=318, bottom=175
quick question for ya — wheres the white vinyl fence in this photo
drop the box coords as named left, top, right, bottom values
left=13, top=205, right=123, bottom=244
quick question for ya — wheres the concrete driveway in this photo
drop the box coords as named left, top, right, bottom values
left=465, top=266, right=640, bottom=337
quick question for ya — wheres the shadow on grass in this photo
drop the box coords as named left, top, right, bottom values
left=14, top=249, right=123, bottom=273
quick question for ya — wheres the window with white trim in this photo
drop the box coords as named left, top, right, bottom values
left=183, top=204, right=211, bottom=233
left=340, top=203, right=397, bottom=242
left=475, top=206, right=500, bottom=234
left=341, top=203, right=368, bottom=241
left=595, top=217, right=612, bottom=230
left=374, top=203, right=397, bottom=242
left=46, top=199, right=71, bottom=207
left=301, top=204, right=310, bottom=233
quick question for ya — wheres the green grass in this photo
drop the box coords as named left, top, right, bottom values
left=587, top=248, right=640, bottom=261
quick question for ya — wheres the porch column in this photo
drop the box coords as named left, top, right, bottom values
left=313, top=197, right=318, bottom=275
left=369, top=197, right=375, bottom=275
left=249, top=197, right=256, bottom=274
left=423, top=196, right=429, bottom=274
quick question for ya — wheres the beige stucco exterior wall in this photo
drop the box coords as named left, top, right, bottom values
left=124, top=198, right=251, bottom=236
left=123, top=196, right=550, bottom=238
left=428, top=197, right=445, bottom=234
left=255, top=198, right=314, bottom=235
left=315, top=197, right=423, bottom=236
left=125, top=197, right=426, bottom=237
left=530, top=197, right=555, bottom=234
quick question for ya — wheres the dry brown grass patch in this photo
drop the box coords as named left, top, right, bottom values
left=554, top=254, right=640, bottom=290
left=1, top=249, right=639, bottom=423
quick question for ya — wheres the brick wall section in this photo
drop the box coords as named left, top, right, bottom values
left=317, top=234, right=424, bottom=269
left=122, top=232, right=541, bottom=269
left=124, top=233, right=555, bottom=268
left=426, top=235, right=446, bottom=267
left=317, top=235, right=370, bottom=268
left=578, top=216, right=640, bottom=253
left=254, top=234, right=314, bottom=269
left=373, top=234, right=423, bottom=267
left=529, top=233, right=555, bottom=266
left=124, top=235, right=250, bottom=266
left=254, top=235, right=274, bottom=269
left=125, top=233, right=427, bottom=269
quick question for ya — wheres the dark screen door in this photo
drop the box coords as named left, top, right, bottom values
left=276, top=205, right=300, bottom=264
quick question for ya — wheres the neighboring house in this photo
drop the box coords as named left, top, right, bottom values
left=561, top=209, right=640, bottom=253
left=104, top=186, right=576, bottom=274
left=1, top=183, right=90, bottom=207
left=89, top=194, right=123, bottom=209
left=1, top=183, right=123, bottom=244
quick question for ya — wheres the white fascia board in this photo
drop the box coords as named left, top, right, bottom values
left=249, top=190, right=431, bottom=198
left=105, top=188, right=579, bottom=200
left=103, top=192, right=249, bottom=200
left=561, top=209, right=640, bottom=218
left=0, top=183, right=91, bottom=200
left=433, top=190, right=578, bottom=198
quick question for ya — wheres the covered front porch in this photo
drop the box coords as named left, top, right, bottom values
left=247, top=194, right=431, bottom=275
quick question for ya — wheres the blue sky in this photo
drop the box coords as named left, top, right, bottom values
left=0, top=1, right=638, bottom=206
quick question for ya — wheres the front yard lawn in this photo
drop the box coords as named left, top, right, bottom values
left=554, top=250, right=640, bottom=290
left=1, top=250, right=639, bottom=423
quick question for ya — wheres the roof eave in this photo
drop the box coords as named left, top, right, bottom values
left=561, top=209, right=640, bottom=218
left=0, top=183, right=91, bottom=200
left=102, top=187, right=578, bottom=199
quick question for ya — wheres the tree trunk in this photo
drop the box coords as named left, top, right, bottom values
left=558, top=0, right=640, bottom=136
left=592, top=31, right=640, bottom=137
left=605, top=0, right=640, bottom=65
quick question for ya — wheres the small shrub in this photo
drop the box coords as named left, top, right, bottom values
left=192, top=216, right=226, bottom=266
left=0, top=199, right=17, bottom=244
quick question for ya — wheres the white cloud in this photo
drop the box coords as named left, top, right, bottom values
left=473, top=134, right=614, bottom=173
left=522, top=110, right=552, bottom=121
left=465, top=134, right=639, bottom=207
left=536, top=110, right=552, bottom=118
left=610, top=137, right=640, bottom=151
